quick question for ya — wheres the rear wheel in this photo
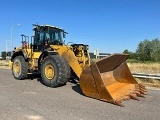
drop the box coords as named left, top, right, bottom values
left=40, top=55, right=70, bottom=87
left=12, top=56, right=29, bottom=80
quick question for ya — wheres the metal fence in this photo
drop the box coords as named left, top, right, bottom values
left=132, top=73, right=160, bottom=80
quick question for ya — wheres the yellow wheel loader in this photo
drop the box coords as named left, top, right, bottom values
left=11, top=24, right=147, bottom=106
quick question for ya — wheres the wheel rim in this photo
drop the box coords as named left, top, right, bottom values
left=13, top=61, right=21, bottom=75
left=45, top=64, right=55, bottom=80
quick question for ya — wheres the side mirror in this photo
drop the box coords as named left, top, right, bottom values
left=63, top=30, right=68, bottom=38
left=63, top=32, right=66, bottom=38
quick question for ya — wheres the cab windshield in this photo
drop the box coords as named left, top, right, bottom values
left=46, top=27, right=63, bottom=44
left=34, top=27, right=64, bottom=45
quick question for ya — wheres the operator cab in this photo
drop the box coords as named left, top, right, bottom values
left=33, top=25, right=66, bottom=52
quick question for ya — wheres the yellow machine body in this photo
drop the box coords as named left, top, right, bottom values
left=12, top=44, right=90, bottom=78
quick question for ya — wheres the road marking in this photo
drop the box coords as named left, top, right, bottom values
left=28, top=115, right=43, bottom=120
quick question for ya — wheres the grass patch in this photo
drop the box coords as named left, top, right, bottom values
left=127, top=63, right=160, bottom=74
left=128, top=62, right=160, bottom=88
left=136, top=78, right=160, bottom=88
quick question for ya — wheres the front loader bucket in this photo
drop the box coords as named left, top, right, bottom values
left=79, top=54, right=147, bottom=106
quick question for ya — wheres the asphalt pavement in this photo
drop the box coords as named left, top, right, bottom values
left=0, top=68, right=159, bottom=120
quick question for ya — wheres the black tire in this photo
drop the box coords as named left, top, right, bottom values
left=12, top=56, right=29, bottom=80
left=58, top=56, right=71, bottom=85
left=40, top=55, right=70, bottom=87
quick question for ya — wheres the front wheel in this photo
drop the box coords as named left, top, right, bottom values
left=40, top=55, right=70, bottom=87
left=12, top=56, right=29, bottom=80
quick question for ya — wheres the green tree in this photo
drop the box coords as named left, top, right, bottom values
left=136, top=39, right=152, bottom=61
left=123, top=49, right=137, bottom=59
left=150, top=38, right=160, bottom=61
left=123, top=49, right=129, bottom=54
left=1, top=51, right=6, bottom=59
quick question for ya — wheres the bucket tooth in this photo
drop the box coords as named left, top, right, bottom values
left=114, top=100, right=124, bottom=107
left=139, top=87, right=147, bottom=91
left=140, top=91, right=148, bottom=95
left=122, top=96, right=131, bottom=101
left=138, top=88, right=148, bottom=95
left=139, top=84, right=146, bottom=88
left=140, top=88, right=147, bottom=92
left=129, top=94, right=139, bottom=100
left=135, top=84, right=147, bottom=91
left=140, top=89, right=147, bottom=93
left=139, top=90, right=145, bottom=94
left=79, top=54, right=147, bottom=106
left=133, top=91, right=145, bottom=98
left=138, top=94, right=145, bottom=98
